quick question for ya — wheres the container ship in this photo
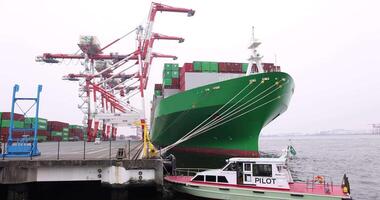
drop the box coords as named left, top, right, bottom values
left=150, top=61, right=294, bottom=168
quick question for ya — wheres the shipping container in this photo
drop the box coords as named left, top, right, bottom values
left=163, top=78, right=172, bottom=86
left=182, top=63, right=194, bottom=72
left=171, top=63, right=179, bottom=71
left=218, top=62, right=228, bottom=73
left=163, top=70, right=172, bottom=78
left=164, top=63, right=172, bottom=71
left=25, top=117, right=47, bottom=124
left=209, top=62, right=218, bottom=72
left=1, top=120, right=25, bottom=128
left=172, top=71, right=179, bottom=78
left=201, top=61, right=210, bottom=72
left=193, top=61, right=202, bottom=72
left=242, top=63, right=249, bottom=73
left=1, top=112, right=25, bottom=121
left=51, top=131, right=63, bottom=137
left=154, top=90, right=162, bottom=96
left=154, top=84, right=163, bottom=90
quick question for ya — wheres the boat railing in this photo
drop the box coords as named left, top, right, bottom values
left=305, top=174, right=335, bottom=194
left=174, top=168, right=212, bottom=176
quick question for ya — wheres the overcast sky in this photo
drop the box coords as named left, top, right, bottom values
left=0, top=0, right=379, bottom=134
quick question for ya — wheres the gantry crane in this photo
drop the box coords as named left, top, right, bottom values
left=36, top=3, right=194, bottom=157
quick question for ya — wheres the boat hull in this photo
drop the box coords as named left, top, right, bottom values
left=165, top=176, right=351, bottom=200
left=151, top=72, right=294, bottom=167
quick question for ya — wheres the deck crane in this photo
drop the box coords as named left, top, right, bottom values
left=36, top=2, right=195, bottom=158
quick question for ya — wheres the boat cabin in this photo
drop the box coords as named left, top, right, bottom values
left=191, top=157, right=293, bottom=189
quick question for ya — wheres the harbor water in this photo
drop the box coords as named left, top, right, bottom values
left=171, top=134, right=379, bottom=200
left=259, top=134, right=380, bottom=200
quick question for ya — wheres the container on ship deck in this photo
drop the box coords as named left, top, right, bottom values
left=193, top=61, right=202, bottom=72
left=218, top=62, right=228, bottom=73
left=163, top=78, right=172, bottom=86
left=263, top=63, right=274, bottom=72
left=242, top=63, right=249, bottom=73
left=164, top=63, right=172, bottom=71
left=182, top=63, right=194, bottom=72
left=154, top=90, right=162, bottom=96
left=230, top=63, right=243, bottom=73
left=172, top=71, right=179, bottom=78
left=154, top=84, right=163, bottom=90
left=201, top=62, right=210, bottom=72
left=163, top=70, right=172, bottom=78
left=209, top=62, right=218, bottom=72
left=171, top=63, right=179, bottom=71
left=172, top=78, right=180, bottom=86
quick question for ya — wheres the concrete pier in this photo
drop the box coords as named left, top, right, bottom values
left=0, top=141, right=166, bottom=200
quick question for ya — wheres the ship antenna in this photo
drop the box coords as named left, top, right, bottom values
left=246, top=26, right=264, bottom=75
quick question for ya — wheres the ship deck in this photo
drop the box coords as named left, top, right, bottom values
left=165, top=176, right=349, bottom=198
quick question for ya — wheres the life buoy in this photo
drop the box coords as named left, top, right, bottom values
left=314, top=175, right=324, bottom=184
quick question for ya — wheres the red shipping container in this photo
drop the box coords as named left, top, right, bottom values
left=218, top=62, right=229, bottom=73
left=172, top=78, right=180, bottom=86
left=235, top=63, right=243, bottom=73
left=1, top=112, right=25, bottom=121
left=154, top=84, right=163, bottom=90
left=182, top=63, right=194, bottom=72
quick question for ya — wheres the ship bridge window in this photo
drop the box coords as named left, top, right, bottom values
left=206, top=175, right=216, bottom=182
left=193, top=175, right=204, bottom=181
left=223, top=163, right=237, bottom=171
left=217, top=176, right=228, bottom=183
left=252, top=164, right=272, bottom=177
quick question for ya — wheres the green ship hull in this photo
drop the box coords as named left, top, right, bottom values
left=150, top=72, right=294, bottom=167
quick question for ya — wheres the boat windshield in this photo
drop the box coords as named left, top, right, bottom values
left=223, top=162, right=237, bottom=171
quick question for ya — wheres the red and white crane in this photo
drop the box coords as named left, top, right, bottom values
left=36, top=2, right=194, bottom=144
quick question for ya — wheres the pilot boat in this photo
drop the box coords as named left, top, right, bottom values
left=165, top=146, right=352, bottom=200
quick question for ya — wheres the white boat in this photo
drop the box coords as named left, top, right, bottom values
left=165, top=146, right=352, bottom=200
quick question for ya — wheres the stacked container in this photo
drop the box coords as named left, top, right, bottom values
left=0, top=112, right=25, bottom=141
left=48, top=121, right=69, bottom=141
left=69, top=125, right=85, bottom=141
left=163, top=63, right=180, bottom=89
left=24, top=117, right=49, bottom=142
left=193, top=61, right=219, bottom=72
left=62, top=128, right=69, bottom=141
left=154, top=84, right=163, bottom=96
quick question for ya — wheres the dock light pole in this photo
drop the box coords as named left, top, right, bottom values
left=57, top=140, right=60, bottom=160
left=109, top=136, right=112, bottom=160
left=83, top=139, right=86, bottom=160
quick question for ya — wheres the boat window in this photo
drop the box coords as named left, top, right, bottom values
left=223, top=163, right=237, bottom=171
left=193, top=175, right=204, bottom=181
left=206, top=175, right=216, bottom=182
left=244, top=174, right=252, bottom=182
left=244, top=163, right=251, bottom=171
left=252, top=164, right=272, bottom=177
left=217, top=176, right=228, bottom=183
